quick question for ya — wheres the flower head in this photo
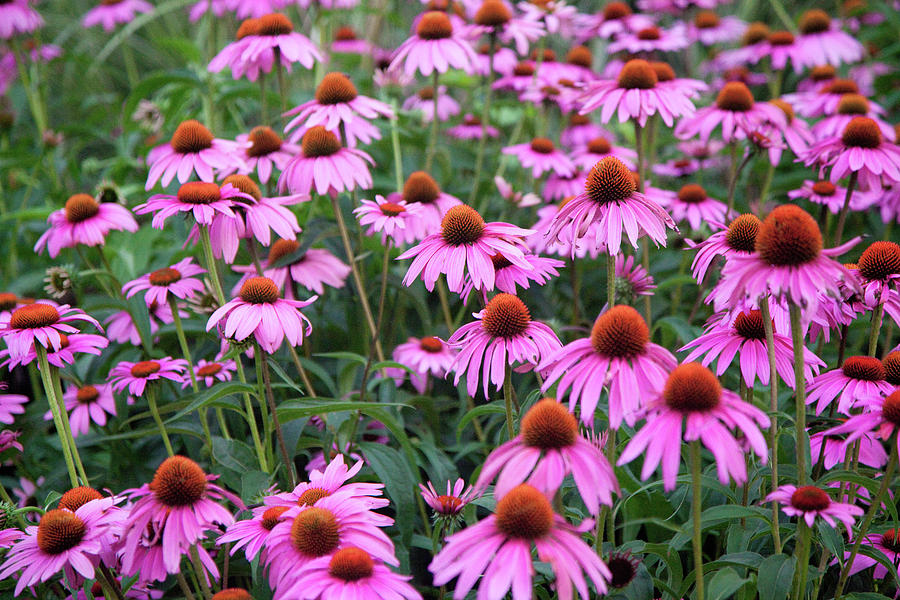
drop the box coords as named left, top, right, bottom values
left=145, top=120, right=243, bottom=190
left=766, top=484, right=863, bottom=534
left=278, top=126, right=374, bottom=196
left=108, top=357, right=189, bottom=399
left=122, top=257, right=206, bottom=306
left=802, top=116, right=900, bottom=190
left=419, top=479, right=477, bottom=518
left=387, top=336, right=457, bottom=394
left=135, top=181, right=254, bottom=229
left=502, top=137, right=575, bottom=178
left=233, top=241, right=350, bottom=298
left=354, top=195, right=425, bottom=246
left=676, top=82, right=787, bottom=143
left=34, top=193, right=139, bottom=258
left=390, top=11, right=478, bottom=76
left=82, top=0, right=152, bottom=32
left=0, top=303, right=100, bottom=363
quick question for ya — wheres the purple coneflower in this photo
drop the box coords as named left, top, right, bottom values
left=354, top=195, right=424, bottom=246
left=218, top=504, right=288, bottom=563
left=145, top=120, right=242, bottom=190
left=419, top=478, right=477, bottom=518
left=233, top=240, right=350, bottom=298
left=809, top=428, right=887, bottom=470
left=122, top=257, right=206, bottom=306
left=686, top=214, right=759, bottom=284
left=235, top=13, right=322, bottom=75
left=2, top=331, right=109, bottom=370
left=0, top=303, right=99, bottom=362
left=387, top=336, right=457, bottom=394
left=795, top=9, right=864, bottom=68
left=676, top=81, right=786, bottom=143
left=109, top=357, right=188, bottom=399
left=560, top=113, right=611, bottom=148
left=802, top=116, right=900, bottom=191
left=430, top=484, right=611, bottom=600
left=811, top=93, right=895, bottom=143
left=572, top=136, right=636, bottom=171
left=267, top=455, right=389, bottom=511
left=331, top=26, right=373, bottom=55
left=189, top=358, right=237, bottom=388
left=687, top=11, right=745, bottom=45
left=221, top=126, right=300, bottom=184
left=207, top=276, right=316, bottom=353
left=82, top=0, right=152, bottom=32
left=59, top=384, right=116, bottom=437
left=843, top=529, right=900, bottom=581
left=0, top=0, right=43, bottom=39
left=608, top=24, right=688, bottom=54
left=502, top=137, right=575, bottom=178
left=402, top=85, right=460, bottom=122
left=135, top=181, right=254, bottom=229
left=446, top=114, right=499, bottom=140
left=788, top=179, right=875, bottom=214
left=0, top=384, right=26, bottom=425
left=619, top=362, right=770, bottom=490
left=278, top=126, right=373, bottom=196
left=460, top=251, right=564, bottom=301
left=577, top=1, right=654, bottom=41
left=766, top=484, right=863, bottom=534
left=34, top=193, right=138, bottom=258
left=856, top=241, right=900, bottom=307
left=390, top=11, right=477, bottom=76
left=807, top=355, right=893, bottom=415
left=658, top=184, right=729, bottom=231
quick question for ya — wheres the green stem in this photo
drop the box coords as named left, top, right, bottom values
left=437, top=278, right=454, bottom=333
left=425, top=71, right=440, bottom=172
left=868, top=303, right=884, bottom=357
left=832, top=171, right=858, bottom=247
left=792, top=520, right=812, bottom=600
left=467, top=33, right=496, bottom=206
left=605, top=430, right=616, bottom=545
left=50, top=365, right=89, bottom=483
left=259, top=71, right=268, bottom=126
left=199, top=225, right=227, bottom=306
left=834, top=437, right=898, bottom=599
left=169, top=297, right=198, bottom=392
left=503, top=363, right=514, bottom=440
left=190, top=545, right=213, bottom=599
left=390, top=101, right=404, bottom=193
left=788, top=303, right=808, bottom=485
left=274, top=49, right=287, bottom=117
left=98, top=565, right=126, bottom=600
left=760, top=296, right=782, bottom=550
left=233, top=354, right=268, bottom=472
left=287, top=344, right=316, bottom=397
left=35, top=347, right=80, bottom=487
left=726, top=142, right=740, bottom=215
left=606, top=253, right=615, bottom=309
left=690, top=440, right=705, bottom=600
left=255, top=342, right=297, bottom=487
left=146, top=385, right=174, bottom=456
left=121, top=42, right=139, bottom=89
left=176, top=571, right=198, bottom=600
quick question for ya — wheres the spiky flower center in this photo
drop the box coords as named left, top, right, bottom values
left=463, top=115, right=482, bottom=126
left=881, top=529, right=900, bottom=553
left=256, top=13, right=294, bottom=36
left=403, top=171, right=441, bottom=204
left=474, top=0, right=511, bottom=26
left=651, top=61, right=676, bottom=82
left=882, top=391, right=900, bottom=427
left=587, top=138, right=612, bottom=155
left=261, top=506, right=289, bottom=530
left=420, top=336, right=444, bottom=353
left=417, top=11, right=453, bottom=39
left=742, top=22, right=770, bottom=45
left=715, top=82, right=754, bottom=112
left=812, top=181, right=836, bottom=196
left=841, top=116, right=882, bottom=149
left=858, top=241, right=900, bottom=280
left=290, top=507, right=340, bottom=557
left=315, top=73, right=359, bottom=105
left=494, top=484, right=554, bottom=540
left=521, top=398, right=577, bottom=450
left=151, top=456, right=208, bottom=507
left=0, top=293, right=16, bottom=311
left=513, top=63, right=535, bottom=77
left=663, top=363, right=722, bottom=413
left=329, top=547, right=374, bottom=581
left=590, top=305, right=649, bottom=358
left=267, top=239, right=301, bottom=265
left=149, top=267, right=181, bottom=287
left=841, top=356, right=885, bottom=381
left=37, top=510, right=86, bottom=555
left=823, top=79, right=859, bottom=95
left=677, top=184, right=707, bottom=204
left=767, top=30, right=795, bottom=46
left=246, top=126, right=283, bottom=157
left=755, top=204, right=822, bottom=266
left=810, top=64, right=836, bottom=81
left=837, top=93, right=870, bottom=116
left=435, top=495, right=463, bottom=514
left=197, top=363, right=223, bottom=377
left=733, top=310, right=767, bottom=340
left=65, top=194, right=101, bottom=224
left=490, top=254, right=512, bottom=271
left=724, top=214, right=761, bottom=252
left=566, top=45, right=592, bottom=68
left=617, top=59, right=658, bottom=90
left=239, top=277, right=280, bottom=304
left=76, top=385, right=101, bottom=404
left=131, top=360, right=161, bottom=378
left=301, top=126, right=342, bottom=158
left=607, top=554, right=638, bottom=588
left=417, top=86, right=435, bottom=100
left=236, top=18, right=260, bottom=39
left=585, top=156, right=636, bottom=205
left=482, top=293, right=531, bottom=339
left=529, top=137, right=556, bottom=154
left=58, top=487, right=102, bottom=512
left=603, top=1, right=631, bottom=19
left=530, top=48, right=556, bottom=62
left=211, top=589, right=253, bottom=600
left=297, top=487, right=331, bottom=506
left=636, top=27, right=660, bottom=40
left=884, top=351, right=900, bottom=386
left=440, top=205, right=485, bottom=245
left=799, top=9, right=831, bottom=34
left=9, top=303, right=60, bottom=329
left=790, top=485, right=831, bottom=511
left=569, top=114, right=590, bottom=127
left=770, top=99, right=794, bottom=122
left=170, top=120, right=214, bottom=154
left=379, top=201, right=406, bottom=217
left=177, top=182, right=222, bottom=205
left=694, top=11, right=720, bottom=28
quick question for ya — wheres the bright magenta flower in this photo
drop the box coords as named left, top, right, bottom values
left=34, top=193, right=138, bottom=258
left=766, top=484, right=862, bottom=534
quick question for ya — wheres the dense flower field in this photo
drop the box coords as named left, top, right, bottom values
left=1, top=0, right=900, bottom=598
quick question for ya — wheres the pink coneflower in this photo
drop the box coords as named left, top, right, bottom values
left=387, top=336, right=457, bottom=394
left=430, top=484, right=611, bottom=600
left=0, top=303, right=100, bottom=362
left=2, top=329, right=108, bottom=370
left=82, top=0, right=152, bottom=32
left=390, top=11, right=477, bottom=77
left=680, top=310, right=823, bottom=388
left=122, top=257, right=206, bottom=306
left=811, top=94, right=895, bottom=142
left=109, top=357, right=188, bottom=399
left=34, top=193, right=139, bottom=258
left=121, top=456, right=238, bottom=575
left=687, top=11, right=745, bottom=45
left=544, top=169, right=586, bottom=202
left=284, top=73, right=394, bottom=147
left=560, top=113, right=611, bottom=148
left=0, top=502, right=119, bottom=596
left=502, top=137, right=575, bottom=178
left=262, top=495, right=397, bottom=590
left=419, top=478, right=477, bottom=517
left=135, top=181, right=253, bottom=229
left=766, top=484, right=863, bottom=534
left=540, top=305, right=675, bottom=427
left=189, top=358, right=237, bottom=388
left=234, top=240, right=350, bottom=298
left=795, top=9, right=864, bottom=68
left=577, top=1, right=654, bottom=41
left=802, top=117, right=900, bottom=191
left=843, top=529, right=900, bottom=581
left=267, top=455, right=389, bottom=511
left=402, top=85, right=460, bottom=122
left=856, top=241, right=900, bottom=308
left=58, top=384, right=116, bottom=437
left=657, top=184, right=729, bottom=231
left=0, top=430, right=23, bottom=454
left=572, top=136, right=636, bottom=171
left=718, top=205, right=859, bottom=313
left=398, top=205, right=533, bottom=292
left=0, top=0, right=43, bottom=39
left=618, top=362, right=770, bottom=490
left=354, top=195, right=424, bottom=246
left=278, top=126, right=373, bottom=196
left=546, top=156, right=676, bottom=257
left=825, top=389, right=900, bottom=456
left=218, top=504, right=287, bottom=562
left=460, top=252, right=564, bottom=301
left=104, top=302, right=176, bottom=345
left=495, top=175, right=541, bottom=208
left=208, top=18, right=269, bottom=80
left=472, top=42, right=518, bottom=77
left=278, top=547, right=421, bottom=600
left=577, top=59, right=697, bottom=127
left=144, top=120, right=243, bottom=190
left=331, top=25, right=373, bottom=54
left=608, top=24, right=689, bottom=54
left=687, top=214, right=760, bottom=284
left=613, top=253, right=655, bottom=304
left=445, top=114, right=499, bottom=140
left=475, top=398, right=619, bottom=514
left=493, top=61, right=545, bottom=93
left=788, top=79, right=882, bottom=119
left=219, top=126, right=300, bottom=184
left=764, top=99, right=815, bottom=163
left=447, top=293, right=561, bottom=397
left=472, top=0, right=545, bottom=56
left=676, top=82, right=786, bottom=143
left=809, top=427, right=887, bottom=470
left=0, top=384, right=26, bottom=425
left=807, top=356, right=893, bottom=415
left=207, top=276, right=316, bottom=353
left=787, top=179, right=875, bottom=214
left=751, top=30, right=807, bottom=73
left=235, top=13, right=322, bottom=76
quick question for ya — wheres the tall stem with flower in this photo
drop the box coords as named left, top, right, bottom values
left=34, top=346, right=81, bottom=488
left=759, top=296, right=782, bottom=551
left=788, top=304, right=809, bottom=484
left=690, top=440, right=705, bottom=600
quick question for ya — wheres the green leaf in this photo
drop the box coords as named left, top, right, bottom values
left=211, top=437, right=258, bottom=473
left=817, top=520, right=844, bottom=559
left=359, top=442, right=416, bottom=557
left=707, top=567, right=750, bottom=600
left=757, top=553, right=796, bottom=600
left=164, top=383, right=255, bottom=424
left=276, top=400, right=412, bottom=421
left=240, top=471, right=272, bottom=504
left=456, top=401, right=506, bottom=441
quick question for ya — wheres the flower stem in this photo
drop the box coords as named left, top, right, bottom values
left=437, top=278, right=454, bottom=332
left=259, top=72, right=269, bottom=126
left=146, top=385, right=174, bottom=456
left=232, top=354, right=268, bottom=472
left=176, top=571, right=198, bottom=600
left=35, top=346, right=80, bottom=487
left=274, top=48, right=287, bottom=117
left=199, top=225, right=227, bottom=306
left=834, top=435, right=898, bottom=599
left=50, top=366, right=89, bottom=484
left=467, top=33, right=496, bottom=206
left=190, top=545, right=214, bottom=599
left=328, top=194, right=385, bottom=361
left=254, top=342, right=297, bottom=487
left=788, top=303, right=808, bottom=485
left=98, top=565, right=126, bottom=600
left=791, top=520, right=812, bottom=600
left=606, top=253, right=616, bottom=309
left=426, top=71, right=440, bottom=172
left=833, top=171, right=858, bottom=247
left=726, top=142, right=739, bottom=215
left=690, top=440, right=705, bottom=600
left=169, top=297, right=199, bottom=392
left=503, top=363, right=515, bottom=440
left=868, top=303, right=884, bottom=357
left=286, top=344, right=316, bottom=397
left=390, top=100, right=404, bottom=193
